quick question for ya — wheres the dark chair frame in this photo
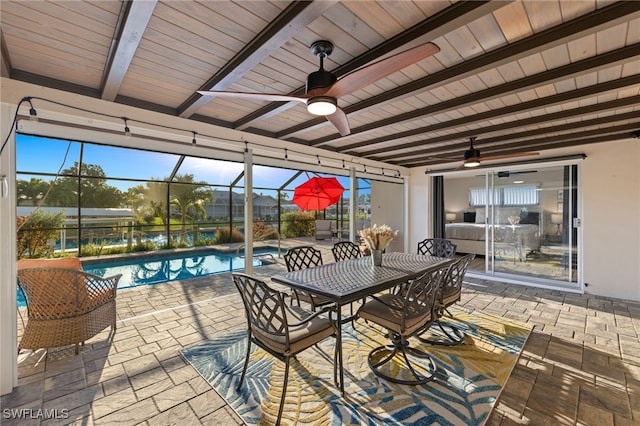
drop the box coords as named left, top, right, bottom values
left=419, top=253, right=475, bottom=346
left=417, top=238, right=457, bottom=258
left=331, top=241, right=362, bottom=262
left=356, top=267, right=445, bottom=385
left=283, top=246, right=332, bottom=311
left=232, top=273, right=336, bottom=425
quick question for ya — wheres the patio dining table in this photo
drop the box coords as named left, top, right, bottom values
left=271, top=251, right=454, bottom=393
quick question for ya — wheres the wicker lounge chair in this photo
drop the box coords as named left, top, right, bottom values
left=17, top=257, right=121, bottom=354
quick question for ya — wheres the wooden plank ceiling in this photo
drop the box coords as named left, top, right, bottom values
left=1, top=0, right=639, bottom=169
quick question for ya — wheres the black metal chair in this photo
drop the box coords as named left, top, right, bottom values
left=417, top=238, right=457, bottom=258
left=232, top=273, right=336, bottom=425
left=283, top=246, right=333, bottom=311
left=419, top=253, right=475, bottom=346
left=356, top=267, right=445, bottom=385
left=331, top=241, right=362, bottom=262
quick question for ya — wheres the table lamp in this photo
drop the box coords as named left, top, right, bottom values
left=445, top=213, right=456, bottom=223
left=551, top=213, right=563, bottom=235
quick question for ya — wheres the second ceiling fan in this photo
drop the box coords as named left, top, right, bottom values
left=198, top=40, right=440, bottom=136
left=460, top=137, right=539, bottom=168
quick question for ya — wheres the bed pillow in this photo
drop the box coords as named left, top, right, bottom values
left=520, top=211, right=539, bottom=225
left=475, top=208, right=485, bottom=224
left=463, top=212, right=476, bottom=223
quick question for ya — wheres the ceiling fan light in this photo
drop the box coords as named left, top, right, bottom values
left=463, top=146, right=480, bottom=167
left=307, top=96, right=337, bottom=115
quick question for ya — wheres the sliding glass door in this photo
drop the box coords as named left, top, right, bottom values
left=442, top=163, right=580, bottom=290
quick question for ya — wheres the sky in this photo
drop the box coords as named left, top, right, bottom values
left=16, top=134, right=367, bottom=194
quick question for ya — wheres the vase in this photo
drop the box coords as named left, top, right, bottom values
left=371, top=249, right=383, bottom=267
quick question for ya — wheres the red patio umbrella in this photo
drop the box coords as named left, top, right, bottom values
left=292, top=177, right=344, bottom=211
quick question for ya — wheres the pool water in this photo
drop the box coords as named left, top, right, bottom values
left=17, top=248, right=278, bottom=307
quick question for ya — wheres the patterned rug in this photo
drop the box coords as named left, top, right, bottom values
left=181, top=308, right=531, bottom=425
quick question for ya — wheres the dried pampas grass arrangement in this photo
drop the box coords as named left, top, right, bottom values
left=359, top=224, right=398, bottom=251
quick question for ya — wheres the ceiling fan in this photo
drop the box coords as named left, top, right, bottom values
left=459, top=137, right=539, bottom=168
left=198, top=40, right=440, bottom=136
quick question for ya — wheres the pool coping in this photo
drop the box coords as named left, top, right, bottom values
left=80, top=243, right=280, bottom=266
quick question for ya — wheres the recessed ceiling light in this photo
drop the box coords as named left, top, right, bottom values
left=513, top=180, right=524, bottom=184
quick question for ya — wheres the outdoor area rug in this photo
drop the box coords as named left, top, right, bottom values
left=180, top=307, right=531, bottom=425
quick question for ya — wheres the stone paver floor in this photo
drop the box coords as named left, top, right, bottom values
left=3, top=238, right=639, bottom=425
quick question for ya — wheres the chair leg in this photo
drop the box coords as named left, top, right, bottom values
left=418, top=308, right=465, bottom=346
left=367, top=333, right=436, bottom=385
left=236, top=336, right=252, bottom=391
left=276, top=357, right=290, bottom=426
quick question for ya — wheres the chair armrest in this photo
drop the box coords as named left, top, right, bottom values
left=81, top=271, right=122, bottom=307
left=285, top=304, right=335, bottom=327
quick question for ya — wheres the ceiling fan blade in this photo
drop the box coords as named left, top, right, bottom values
left=198, top=91, right=308, bottom=103
left=324, top=42, right=440, bottom=98
left=325, top=107, right=351, bottom=136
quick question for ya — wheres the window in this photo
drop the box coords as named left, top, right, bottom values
left=502, top=185, right=539, bottom=206
left=469, top=185, right=538, bottom=206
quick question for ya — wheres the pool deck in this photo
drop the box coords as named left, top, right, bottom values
left=5, top=237, right=640, bottom=425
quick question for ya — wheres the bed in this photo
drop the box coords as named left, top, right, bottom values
left=445, top=207, right=542, bottom=260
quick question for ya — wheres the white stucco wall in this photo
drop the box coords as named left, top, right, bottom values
left=581, top=140, right=640, bottom=301
left=407, top=169, right=430, bottom=253
left=370, top=180, right=405, bottom=253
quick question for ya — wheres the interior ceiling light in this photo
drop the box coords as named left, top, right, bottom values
left=306, top=96, right=337, bottom=115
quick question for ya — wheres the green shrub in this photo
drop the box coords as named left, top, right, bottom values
left=17, top=211, right=64, bottom=259
left=280, top=211, right=315, bottom=238
left=131, top=241, right=157, bottom=252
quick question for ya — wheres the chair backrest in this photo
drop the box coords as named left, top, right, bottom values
left=315, top=220, right=333, bottom=231
left=232, top=273, right=290, bottom=350
left=439, top=253, right=475, bottom=305
left=17, top=257, right=82, bottom=270
left=417, top=238, right=457, bottom=258
left=331, top=241, right=361, bottom=262
left=284, top=246, right=323, bottom=271
left=399, top=267, right=444, bottom=333
left=17, top=268, right=87, bottom=318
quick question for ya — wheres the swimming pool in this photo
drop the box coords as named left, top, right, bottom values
left=17, top=248, right=279, bottom=307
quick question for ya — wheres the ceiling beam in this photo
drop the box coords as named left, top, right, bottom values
left=0, top=30, right=11, bottom=78
left=395, top=117, right=640, bottom=165
left=370, top=102, right=640, bottom=162
left=290, top=1, right=640, bottom=143
left=101, top=0, right=157, bottom=101
left=233, top=0, right=509, bottom=131
left=177, top=0, right=338, bottom=118
left=409, top=128, right=639, bottom=168
left=337, top=74, right=640, bottom=158
left=337, top=44, right=640, bottom=154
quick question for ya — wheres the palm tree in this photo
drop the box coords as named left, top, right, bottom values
left=169, top=174, right=212, bottom=243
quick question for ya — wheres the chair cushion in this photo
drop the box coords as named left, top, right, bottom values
left=18, top=257, right=82, bottom=270
left=358, top=294, right=432, bottom=335
left=252, top=305, right=334, bottom=355
left=439, top=290, right=461, bottom=308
